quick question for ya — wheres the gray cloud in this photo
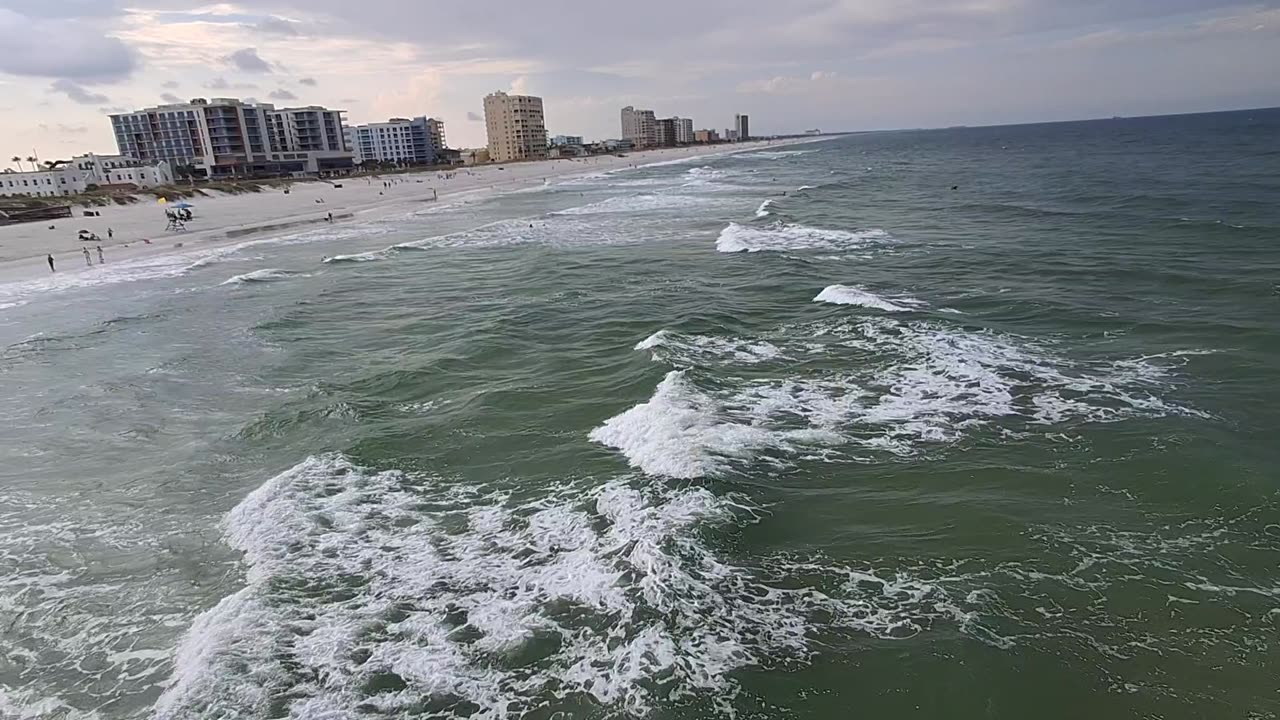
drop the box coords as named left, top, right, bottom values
left=223, top=47, right=274, bottom=73
left=269, top=88, right=298, bottom=100
left=255, top=16, right=300, bottom=35
left=98, top=106, right=128, bottom=115
left=466, top=111, right=483, bottom=121
left=0, top=8, right=135, bottom=81
left=298, top=77, right=318, bottom=86
left=67, top=0, right=1277, bottom=137
left=160, top=92, right=183, bottom=103
left=204, top=77, right=259, bottom=91
left=49, top=79, right=110, bottom=105
left=0, top=0, right=122, bottom=20
left=162, top=80, right=180, bottom=89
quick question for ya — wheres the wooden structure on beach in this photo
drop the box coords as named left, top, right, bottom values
left=0, top=203, right=74, bottom=226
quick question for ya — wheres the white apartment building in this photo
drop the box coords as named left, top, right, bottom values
left=110, top=97, right=353, bottom=177
left=620, top=106, right=658, bottom=148
left=0, top=154, right=173, bottom=198
left=484, top=92, right=548, bottom=163
left=345, top=117, right=446, bottom=166
left=672, top=117, right=695, bottom=145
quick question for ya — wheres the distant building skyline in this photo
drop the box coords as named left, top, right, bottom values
left=2, top=1, right=1276, bottom=155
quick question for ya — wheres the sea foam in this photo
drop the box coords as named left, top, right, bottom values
left=813, top=285, right=926, bottom=312
left=154, top=453, right=963, bottom=718
left=716, top=222, right=892, bottom=253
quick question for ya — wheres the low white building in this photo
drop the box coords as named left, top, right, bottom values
left=0, top=154, right=174, bottom=198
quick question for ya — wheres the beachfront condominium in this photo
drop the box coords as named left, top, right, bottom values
left=620, top=106, right=658, bottom=148
left=673, top=117, right=694, bottom=145
left=483, top=92, right=548, bottom=163
left=109, top=97, right=353, bottom=177
left=655, top=118, right=677, bottom=147
left=735, top=114, right=751, bottom=141
left=345, top=117, right=446, bottom=166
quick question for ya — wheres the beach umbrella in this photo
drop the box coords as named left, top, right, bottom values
left=171, top=201, right=194, bottom=209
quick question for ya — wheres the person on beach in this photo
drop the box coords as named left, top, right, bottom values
left=327, top=212, right=333, bottom=223
left=82, top=248, right=92, bottom=267
left=108, top=228, right=113, bottom=239
left=96, top=246, right=105, bottom=264
left=47, top=254, right=55, bottom=273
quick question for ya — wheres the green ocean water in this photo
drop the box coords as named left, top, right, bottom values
left=1, top=109, right=1278, bottom=719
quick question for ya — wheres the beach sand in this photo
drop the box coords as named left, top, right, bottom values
left=0, top=141, right=791, bottom=284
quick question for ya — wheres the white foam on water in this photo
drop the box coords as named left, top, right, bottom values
left=552, top=194, right=709, bottom=215
left=814, top=285, right=927, bottom=312
left=219, top=268, right=306, bottom=285
left=155, top=454, right=963, bottom=719
left=797, top=185, right=817, bottom=191
left=322, top=250, right=389, bottom=264
left=716, top=222, right=893, bottom=253
left=600, top=321, right=1211, bottom=473
left=589, top=370, right=773, bottom=478
left=0, top=688, right=101, bottom=720
left=755, top=199, right=775, bottom=218
left=740, top=150, right=817, bottom=160
left=636, top=329, right=785, bottom=366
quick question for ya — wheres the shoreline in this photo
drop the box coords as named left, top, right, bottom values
left=0, top=140, right=814, bottom=286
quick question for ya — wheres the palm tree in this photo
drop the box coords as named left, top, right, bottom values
left=10, top=156, right=21, bottom=171
left=26, top=156, right=38, bottom=172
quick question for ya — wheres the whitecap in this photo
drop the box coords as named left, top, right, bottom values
left=754, top=199, right=775, bottom=218
left=155, top=453, right=963, bottom=718
left=553, top=194, right=708, bottom=215
left=219, top=268, right=305, bottom=285
left=715, top=222, right=892, bottom=253
left=813, top=285, right=926, bottom=312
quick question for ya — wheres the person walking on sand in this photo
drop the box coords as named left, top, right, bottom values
left=47, top=254, right=55, bottom=273
left=96, top=246, right=105, bottom=265
left=107, top=227, right=113, bottom=240
left=82, top=247, right=92, bottom=267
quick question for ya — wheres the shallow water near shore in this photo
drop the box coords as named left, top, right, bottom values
left=2, top=110, right=1278, bottom=719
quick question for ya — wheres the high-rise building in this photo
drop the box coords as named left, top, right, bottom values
left=484, top=92, right=548, bottom=163
left=620, top=106, right=658, bottom=148
left=673, top=117, right=694, bottom=145
left=345, top=116, right=446, bottom=166
left=735, top=113, right=751, bottom=141
left=655, top=118, right=677, bottom=147
left=109, top=97, right=352, bottom=176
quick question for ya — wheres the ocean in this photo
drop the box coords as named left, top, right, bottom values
left=1, top=108, right=1278, bottom=719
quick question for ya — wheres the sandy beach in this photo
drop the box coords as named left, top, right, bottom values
left=0, top=140, right=795, bottom=285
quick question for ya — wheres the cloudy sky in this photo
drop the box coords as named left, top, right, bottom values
left=1, top=0, right=1277, bottom=158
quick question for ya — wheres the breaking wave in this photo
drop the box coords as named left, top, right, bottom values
left=716, top=222, right=893, bottom=253
left=219, top=268, right=305, bottom=285
left=155, top=454, right=970, bottom=719
left=813, top=285, right=927, bottom=312
left=553, top=194, right=709, bottom=215
left=593, top=319, right=1210, bottom=476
